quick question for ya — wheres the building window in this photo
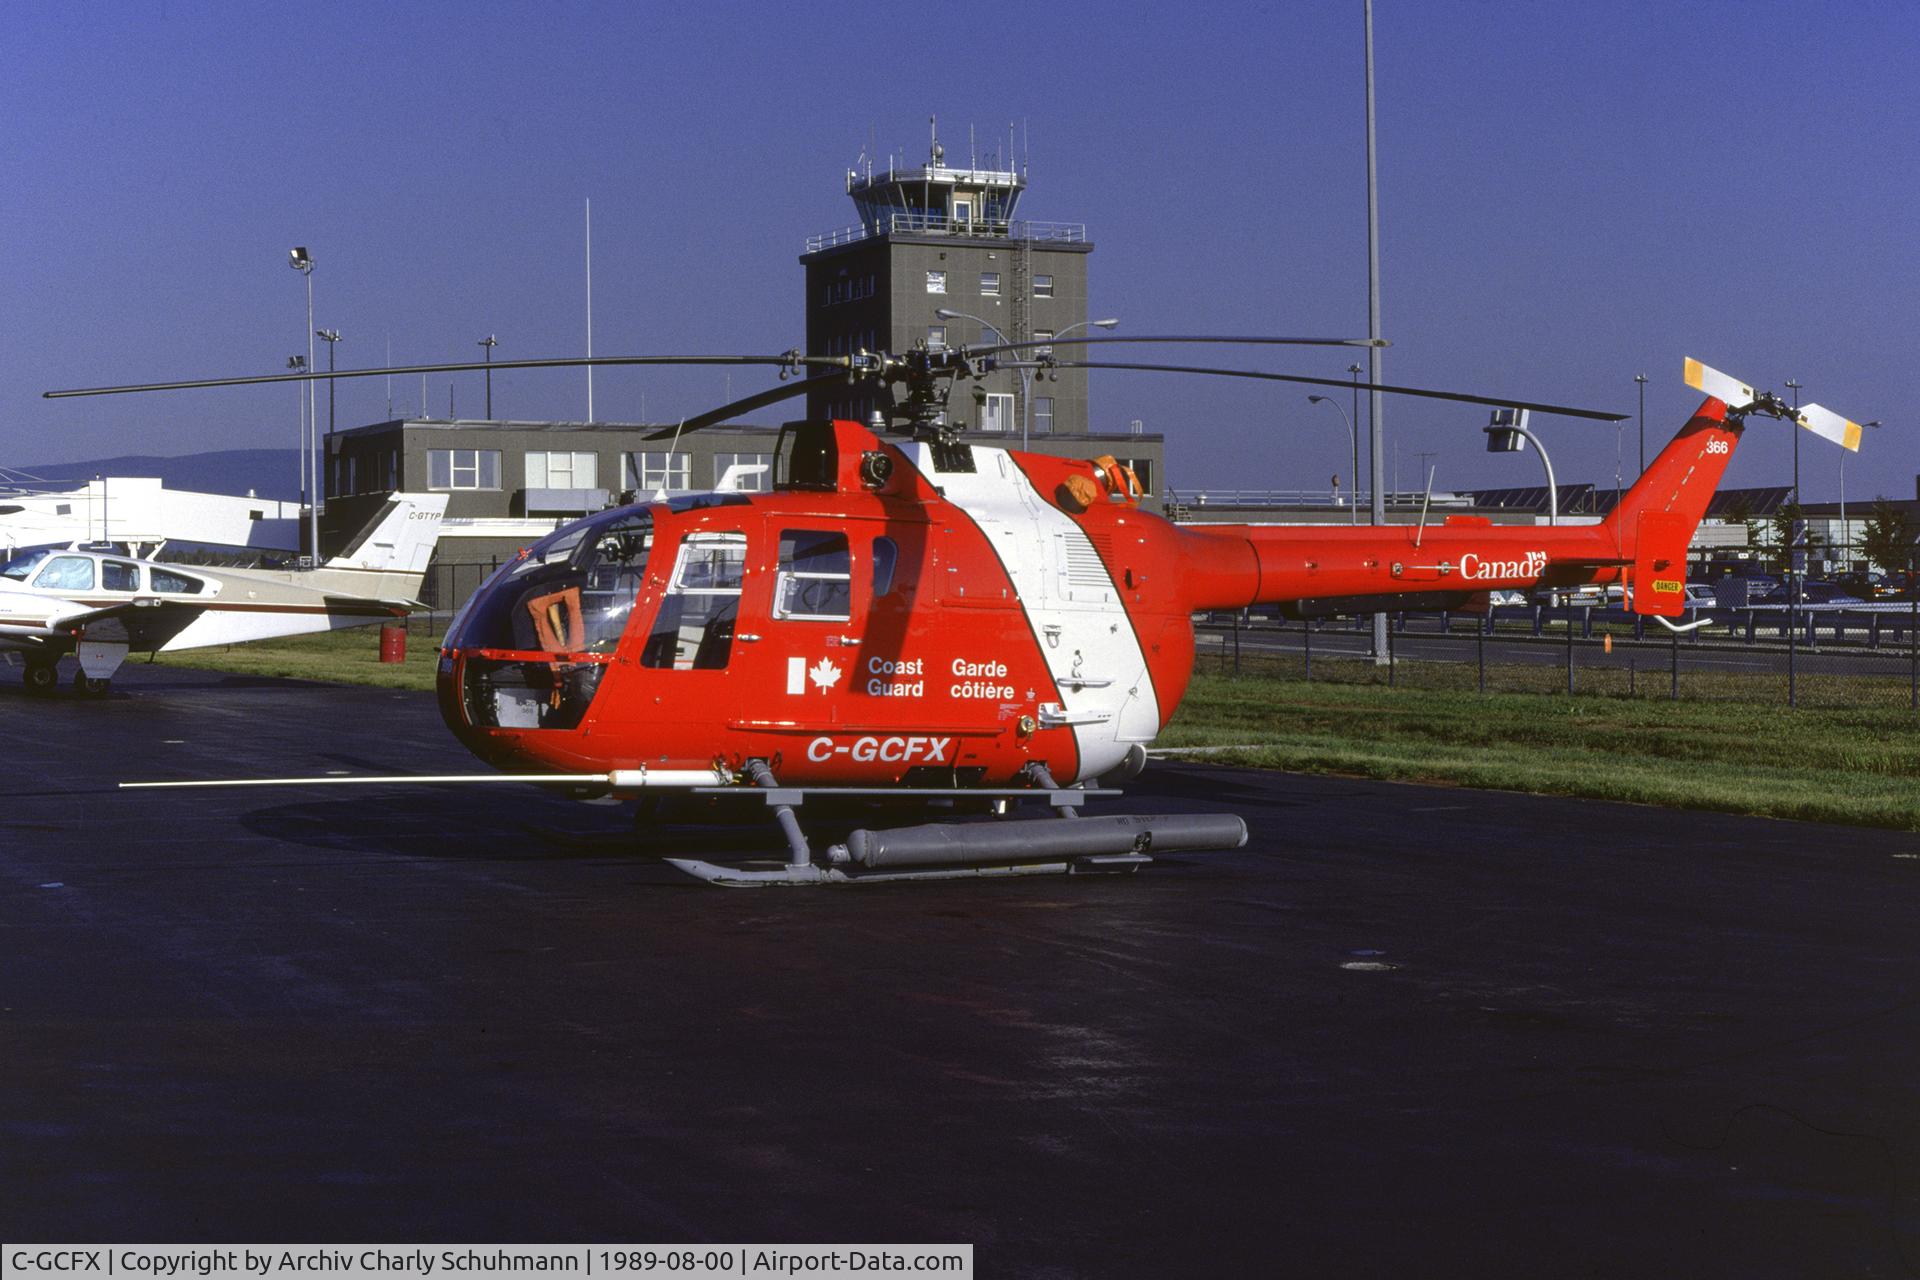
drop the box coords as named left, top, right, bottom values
left=527, top=450, right=598, bottom=490
left=1033, top=396, right=1055, bottom=435
left=623, top=451, right=691, bottom=494
left=1034, top=274, right=1055, bottom=298
left=428, top=449, right=501, bottom=490
left=981, top=392, right=1015, bottom=434
left=925, top=270, right=947, bottom=294
left=927, top=325, right=947, bottom=350
left=980, top=271, right=1000, bottom=297
left=1035, top=329, right=1054, bottom=357
left=715, top=452, right=773, bottom=492
left=387, top=451, right=399, bottom=490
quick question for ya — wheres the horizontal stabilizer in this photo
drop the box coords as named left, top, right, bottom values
left=1683, top=358, right=1754, bottom=407
left=1795, top=403, right=1862, bottom=452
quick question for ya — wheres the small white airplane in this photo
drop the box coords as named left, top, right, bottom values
left=0, top=492, right=448, bottom=695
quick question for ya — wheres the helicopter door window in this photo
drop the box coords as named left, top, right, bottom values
left=34, top=556, right=95, bottom=592
left=774, top=531, right=852, bottom=622
left=871, top=536, right=899, bottom=599
left=641, top=531, right=747, bottom=670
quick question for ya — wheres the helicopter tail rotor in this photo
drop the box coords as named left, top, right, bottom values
left=1684, top=357, right=1862, bottom=452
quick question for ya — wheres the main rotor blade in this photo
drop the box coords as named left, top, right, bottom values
left=642, top=372, right=843, bottom=440
left=1048, top=360, right=1628, bottom=422
left=968, top=334, right=1389, bottom=359
left=44, top=354, right=851, bottom=400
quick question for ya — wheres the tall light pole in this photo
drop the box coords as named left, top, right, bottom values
left=1348, top=362, right=1363, bottom=502
left=1364, top=0, right=1388, bottom=664
left=1840, top=420, right=1884, bottom=573
left=478, top=334, right=498, bottom=419
left=1785, top=377, right=1804, bottom=572
left=289, top=247, right=318, bottom=564
left=1634, top=372, right=1648, bottom=476
left=287, top=354, right=307, bottom=532
left=317, top=329, right=341, bottom=439
left=935, top=308, right=1117, bottom=446
left=1308, top=395, right=1359, bottom=523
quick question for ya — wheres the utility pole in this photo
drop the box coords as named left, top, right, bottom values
left=1364, top=0, right=1388, bottom=664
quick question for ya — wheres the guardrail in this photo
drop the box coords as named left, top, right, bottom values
left=805, top=217, right=1088, bottom=252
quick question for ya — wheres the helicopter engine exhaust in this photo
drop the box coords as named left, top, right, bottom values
left=830, top=813, right=1249, bottom=870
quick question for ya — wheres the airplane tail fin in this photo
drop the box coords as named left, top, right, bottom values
left=310, top=492, right=449, bottom=602
left=323, top=493, right=449, bottom=575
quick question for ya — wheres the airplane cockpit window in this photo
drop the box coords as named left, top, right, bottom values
left=149, top=568, right=205, bottom=595
left=0, top=547, right=56, bottom=581
left=641, top=531, right=747, bottom=670
left=102, top=560, right=141, bottom=592
left=35, top=556, right=95, bottom=592
left=773, top=530, right=852, bottom=621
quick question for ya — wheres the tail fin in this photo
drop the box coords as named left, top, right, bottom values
left=1602, top=396, right=1740, bottom=616
left=323, top=493, right=449, bottom=574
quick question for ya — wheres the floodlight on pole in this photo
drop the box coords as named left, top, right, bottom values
left=478, top=334, right=498, bottom=420
left=316, top=329, right=341, bottom=439
left=1484, top=408, right=1557, bottom=525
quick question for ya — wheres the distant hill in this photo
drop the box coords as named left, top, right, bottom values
left=4, top=448, right=301, bottom=500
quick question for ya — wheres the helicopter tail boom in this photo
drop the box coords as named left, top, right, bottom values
left=1172, top=395, right=1741, bottom=617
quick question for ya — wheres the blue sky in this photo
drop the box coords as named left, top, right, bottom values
left=5, top=0, right=1915, bottom=501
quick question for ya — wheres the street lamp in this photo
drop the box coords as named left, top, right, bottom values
left=288, top=247, right=318, bottom=565
left=1840, top=420, right=1884, bottom=573
left=287, top=355, right=307, bottom=528
left=1785, top=377, right=1804, bottom=572
left=1634, top=372, right=1648, bottom=477
left=316, top=329, right=341, bottom=439
left=478, top=334, right=498, bottom=419
left=1484, top=408, right=1558, bottom=525
left=1307, top=395, right=1359, bottom=523
left=934, top=309, right=1118, bottom=447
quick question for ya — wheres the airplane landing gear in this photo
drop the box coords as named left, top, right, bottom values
left=73, top=671, right=112, bottom=698
left=22, top=660, right=59, bottom=696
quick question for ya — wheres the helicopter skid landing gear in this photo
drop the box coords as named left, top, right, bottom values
left=662, top=761, right=1248, bottom=887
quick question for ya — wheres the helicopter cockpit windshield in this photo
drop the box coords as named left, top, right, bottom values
left=448, top=507, right=653, bottom=730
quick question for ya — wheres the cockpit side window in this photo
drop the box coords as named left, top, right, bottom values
left=34, top=556, right=95, bottom=592
left=641, top=531, right=747, bottom=670
left=149, top=568, right=205, bottom=595
left=773, top=530, right=852, bottom=621
left=102, top=560, right=141, bottom=592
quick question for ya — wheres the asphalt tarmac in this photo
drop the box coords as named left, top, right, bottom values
left=5, top=665, right=1919, bottom=1277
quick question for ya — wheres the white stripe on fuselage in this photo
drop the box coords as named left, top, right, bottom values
left=903, top=442, right=1159, bottom=782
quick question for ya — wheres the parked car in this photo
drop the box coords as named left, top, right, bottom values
left=1755, top=581, right=1864, bottom=605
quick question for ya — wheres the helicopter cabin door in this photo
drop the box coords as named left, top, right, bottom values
left=631, top=526, right=753, bottom=742
left=763, top=525, right=864, bottom=711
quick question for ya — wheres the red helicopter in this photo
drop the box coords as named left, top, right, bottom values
left=63, top=349, right=1860, bottom=884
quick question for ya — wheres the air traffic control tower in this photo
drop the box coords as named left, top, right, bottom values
left=800, top=131, right=1097, bottom=443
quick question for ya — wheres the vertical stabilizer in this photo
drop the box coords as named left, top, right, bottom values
left=324, top=493, right=449, bottom=574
